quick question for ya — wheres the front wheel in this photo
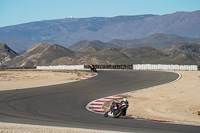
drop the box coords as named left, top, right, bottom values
left=93, top=68, right=97, bottom=72
left=121, top=108, right=127, bottom=116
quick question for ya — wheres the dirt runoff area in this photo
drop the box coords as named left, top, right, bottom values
left=0, top=122, right=124, bottom=133
left=0, top=70, right=88, bottom=90
left=125, top=71, right=200, bottom=126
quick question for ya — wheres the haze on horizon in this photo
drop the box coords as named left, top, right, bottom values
left=0, top=0, right=200, bottom=27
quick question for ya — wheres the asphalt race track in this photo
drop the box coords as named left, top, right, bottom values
left=0, top=70, right=200, bottom=133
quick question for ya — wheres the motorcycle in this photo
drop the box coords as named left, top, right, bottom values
left=90, top=65, right=97, bottom=72
left=104, top=100, right=129, bottom=118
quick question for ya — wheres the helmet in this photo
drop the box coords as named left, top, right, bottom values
left=123, top=98, right=127, bottom=102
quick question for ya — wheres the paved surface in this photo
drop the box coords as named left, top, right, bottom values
left=0, top=70, right=199, bottom=133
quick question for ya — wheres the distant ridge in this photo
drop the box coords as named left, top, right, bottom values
left=79, top=46, right=100, bottom=53
left=0, top=10, right=200, bottom=52
left=109, top=33, right=200, bottom=49
left=69, top=40, right=120, bottom=51
left=68, top=33, right=200, bottom=51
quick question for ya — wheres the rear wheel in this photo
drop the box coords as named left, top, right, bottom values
left=104, top=111, right=108, bottom=117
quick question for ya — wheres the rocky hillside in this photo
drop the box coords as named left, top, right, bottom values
left=0, top=43, right=18, bottom=64
left=161, top=42, right=200, bottom=54
left=2, top=42, right=200, bottom=68
left=69, top=40, right=120, bottom=51
left=78, top=47, right=169, bottom=65
left=160, top=42, right=200, bottom=64
left=3, top=43, right=75, bottom=67
left=0, top=10, right=200, bottom=52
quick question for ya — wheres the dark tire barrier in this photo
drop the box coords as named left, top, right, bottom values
left=84, top=65, right=133, bottom=69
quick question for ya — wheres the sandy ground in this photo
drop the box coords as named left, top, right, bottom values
left=126, top=71, right=200, bottom=126
left=0, top=122, right=124, bottom=133
left=0, top=70, right=87, bottom=90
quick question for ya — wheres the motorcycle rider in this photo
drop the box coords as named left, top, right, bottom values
left=106, top=98, right=129, bottom=117
left=121, top=98, right=129, bottom=116
left=89, top=64, right=97, bottom=72
left=89, top=64, right=94, bottom=70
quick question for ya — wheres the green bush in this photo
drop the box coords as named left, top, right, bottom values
left=198, top=111, right=200, bottom=116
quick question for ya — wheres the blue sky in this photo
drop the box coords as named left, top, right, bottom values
left=0, top=0, right=199, bottom=27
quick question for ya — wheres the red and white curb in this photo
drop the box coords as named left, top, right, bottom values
left=86, top=95, right=123, bottom=114
left=86, top=95, right=122, bottom=114
left=78, top=72, right=98, bottom=80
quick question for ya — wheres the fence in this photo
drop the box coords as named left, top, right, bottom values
left=36, top=65, right=84, bottom=70
left=36, top=64, right=198, bottom=71
left=133, top=64, right=198, bottom=71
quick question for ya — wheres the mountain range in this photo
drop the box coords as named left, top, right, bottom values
left=69, top=33, right=200, bottom=51
left=0, top=10, right=200, bottom=52
left=1, top=41, right=200, bottom=68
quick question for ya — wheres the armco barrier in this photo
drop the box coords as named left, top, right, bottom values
left=36, top=65, right=84, bottom=70
left=133, top=64, right=198, bottom=71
